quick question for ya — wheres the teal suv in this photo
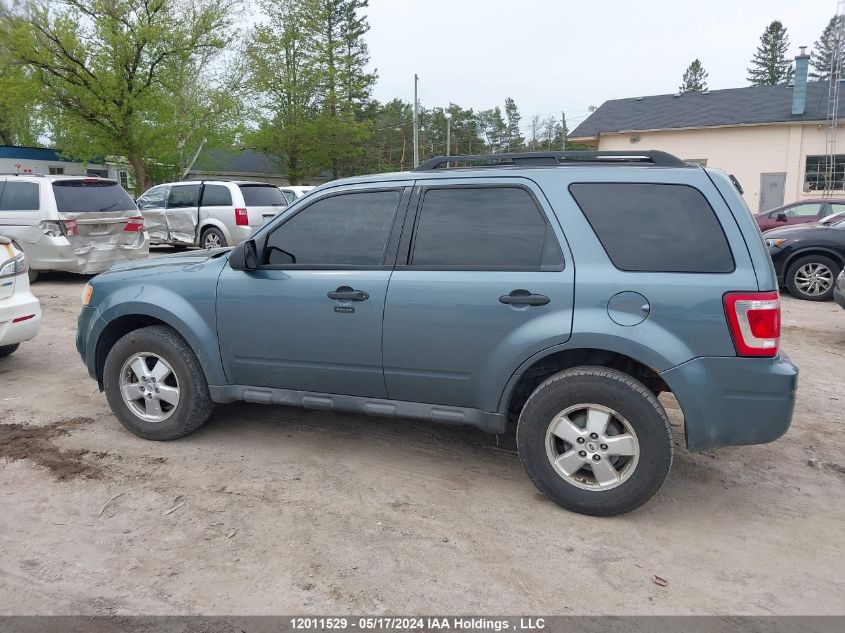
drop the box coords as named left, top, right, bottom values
left=77, top=151, right=799, bottom=516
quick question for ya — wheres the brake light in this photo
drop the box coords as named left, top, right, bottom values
left=723, top=291, right=780, bottom=357
left=234, top=208, right=249, bottom=226
left=62, top=219, right=78, bottom=236
left=124, top=216, right=144, bottom=232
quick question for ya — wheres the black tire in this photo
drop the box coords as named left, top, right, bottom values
left=200, top=227, right=227, bottom=249
left=103, top=325, right=214, bottom=440
left=516, top=366, right=672, bottom=517
left=0, top=343, right=20, bottom=358
left=785, top=254, right=841, bottom=301
left=28, top=269, right=38, bottom=284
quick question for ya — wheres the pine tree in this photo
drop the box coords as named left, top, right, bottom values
left=811, top=15, right=845, bottom=80
left=679, top=59, right=708, bottom=92
left=504, top=97, right=524, bottom=152
left=747, top=21, right=793, bottom=86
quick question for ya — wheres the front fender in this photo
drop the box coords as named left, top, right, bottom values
left=89, top=285, right=226, bottom=386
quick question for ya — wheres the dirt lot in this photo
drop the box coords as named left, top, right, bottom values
left=1, top=272, right=844, bottom=616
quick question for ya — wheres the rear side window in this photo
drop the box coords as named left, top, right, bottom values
left=167, top=185, right=199, bottom=208
left=410, top=187, right=561, bottom=269
left=52, top=181, right=135, bottom=213
left=569, top=183, right=734, bottom=273
left=0, top=181, right=40, bottom=211
left=200, top=184, right=232, bottom=206
left=263, top=190, right=401, bottom=267
left=239, top=184, right=286, bottom=207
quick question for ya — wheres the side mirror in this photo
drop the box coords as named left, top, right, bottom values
left=229, top=239, right=259, bottom=271
left=776, top=212, right=787, bottom=222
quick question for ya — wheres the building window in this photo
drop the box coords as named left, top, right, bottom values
left=48, top=166, right=64, bottom=175
left=684, top=158, right=707, bottom=167
left=86, top=168, right=108, bottom=178
left=118, top=170, right=129, bottom=190
left=804, top=155, right=845, bottom=191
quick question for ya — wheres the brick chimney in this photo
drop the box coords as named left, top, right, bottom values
left=792, top=46, right=810, bottom=116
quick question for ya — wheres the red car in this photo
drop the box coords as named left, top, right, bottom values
left=754, top=199, right=845, bottom=231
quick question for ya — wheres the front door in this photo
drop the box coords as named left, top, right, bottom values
left=759, top=173, right=786, bottom=212
left=382, top=181, right=574, bottom=412
left=216, top=185, right=410, bottom=397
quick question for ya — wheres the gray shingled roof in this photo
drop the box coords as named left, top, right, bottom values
left=570, top=81, right=841, bottom=139
left=190, top=149, right=284, bottom=176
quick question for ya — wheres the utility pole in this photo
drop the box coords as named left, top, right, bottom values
left=561, top=111, right=567, bottom=151
left=445, top=112, right=451, bottom=157
left=413, top=74, right=419, bottom=168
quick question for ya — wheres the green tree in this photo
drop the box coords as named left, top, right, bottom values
left=0, top=3, right=43, bottom=146
left=247, top=0, right=321, bottom=185
left=747, top=21, right=793, bottom=86
left=504, top=97, right=524, bottom=152
left=306, top=0, right=376, bottom=178
left=477, top=107, right=507, bottom=153
left=5, top=0, right=239, bottom=193
left=811, top=15, right=845, bottom=80
left=679, top=59, right=708, bottom=92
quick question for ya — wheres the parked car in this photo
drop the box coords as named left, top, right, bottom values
left=0, top=174, right=148, bottom=282
left=754, top=199, right=845, bottom=232
left=77, top=150, right=798, bottom=517
left=763, top=214, right=845, bottom=301
left=0, top=236, right=40, bottom=357
left=278, top=185, right=315, bottom=204
left=136, top=180, right=288, bottom=249
left=835, top=270, right=845, bottom=311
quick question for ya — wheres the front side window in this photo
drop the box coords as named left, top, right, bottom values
left=779, top=203, right=823, bottom=218
left=569, top=182, right=734, bottom=273
left=410, top=187, right=557, bottom=269
left=200, top=184, right=233, bottom=206
left=167, top=185, right=200, bottom=208
left=263, top=190, right=401, bottom=267
left=137, top=186, right=167, bottom=210
left=0, top=181, right=40, bottom=211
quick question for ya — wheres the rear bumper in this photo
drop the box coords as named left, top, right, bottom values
left=27, top=234, right=149, bottom=274
left=835, top=272, right=845, bottom=311
left=0, top=288, right=41, bottom=347
left=660, top=354, right=799, bottom=451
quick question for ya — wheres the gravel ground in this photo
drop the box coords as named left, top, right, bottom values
left=1, top=272, right=843, bottom=615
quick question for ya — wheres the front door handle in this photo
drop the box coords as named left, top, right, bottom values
left=327, top=286, right=370, bottom=301
left=499, top=289, right=550, bottom=306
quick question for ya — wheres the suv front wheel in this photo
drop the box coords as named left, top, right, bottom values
left=103, top=325, right=214, bottom=440
left=516, top=367, right=673, bottom=516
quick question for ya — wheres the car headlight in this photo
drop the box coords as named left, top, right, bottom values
left=82, top=283, right=94, bottom=306
left=0, top=251, right=29, bottom=279
left=765, top=238, right=786, bottom=248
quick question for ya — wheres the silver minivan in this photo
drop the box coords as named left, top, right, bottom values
left=0, top=175, right=148, bottom=281
left=137, top=180, right=288, bottom=249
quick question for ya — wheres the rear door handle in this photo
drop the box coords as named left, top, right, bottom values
left=327, top=286, right=370, bottom=301
left=499, top=289, right=550, bottom=306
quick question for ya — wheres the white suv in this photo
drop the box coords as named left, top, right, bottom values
left=136, top=180, right=288, bottom=249
left=0, top=175, right=148, bottom=281
left=0, top=237, right=40, bottom=357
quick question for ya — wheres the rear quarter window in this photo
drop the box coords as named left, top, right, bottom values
left=0, top=181, right=40, bottom=211
left=52, top=180, right=136, bottom=213
left=568, top=182, right=734, bottom=273
left=239, top=184, right=286, bottom=207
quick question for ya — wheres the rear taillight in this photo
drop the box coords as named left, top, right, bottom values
left=39, top=220, right=76, bottom=237
left=234, top=208, right=249, bottom=226
left=723, top=291, right=780, bottom=357
left=124, top=216, right=144, bottom=232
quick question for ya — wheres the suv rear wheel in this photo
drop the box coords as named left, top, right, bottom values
left=516, top=367, right=672, bottom=516
left=785, top=254, right=841, bottom=301
left=103, top=325, right=214, bottom=440
left=201, top=227, right=227, bottom=249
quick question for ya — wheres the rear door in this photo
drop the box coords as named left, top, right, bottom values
left=381, top=179, right=574, bottom=412
left=51, top=179, right=142, bottom=250
left=238, top=183, right=288, bottom=227
left=165, top=184, right=200, bottom=243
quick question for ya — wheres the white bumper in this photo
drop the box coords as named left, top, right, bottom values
left=0, top=287, right=41, bottom=347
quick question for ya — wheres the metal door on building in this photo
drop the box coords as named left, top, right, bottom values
left=759, top=173, right=786, bottom=212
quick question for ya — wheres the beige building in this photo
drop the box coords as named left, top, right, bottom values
left=569, top=51, right=842, bottom=212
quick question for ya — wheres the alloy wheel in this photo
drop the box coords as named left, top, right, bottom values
left=119, top=353, right=180, bottom=422
left=794, top=263, right=833, bottom=296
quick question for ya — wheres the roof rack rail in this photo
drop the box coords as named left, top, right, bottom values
left=0, top=172, right=47, bottom=176
left=413, top=150, right=687, bottom=171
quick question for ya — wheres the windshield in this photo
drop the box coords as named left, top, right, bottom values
left=52, top=180, right=136, bottom=213
left=239, top=184, right=287, bottom=206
